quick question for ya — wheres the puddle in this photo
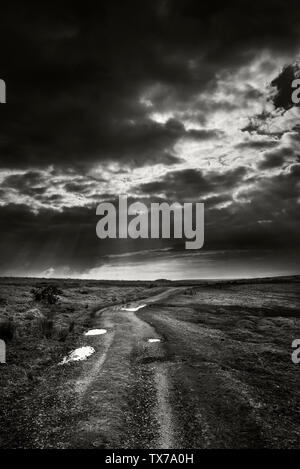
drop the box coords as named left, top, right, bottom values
left=122, top=304, right=146, bottom=312
left=148, top=338, right=161, bottom=343
left=84, top=329, right=107, bottom=336
left=59, top=346, right=95, bottom=365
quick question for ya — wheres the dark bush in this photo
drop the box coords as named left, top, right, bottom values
left=0, top=297, right=8, bottom=306
left=57, top=325, right=69, bottom=342
left=38, top=318, right=54, bottom=338
left=31, top=285, right=62, bottom=305
left=0, top=319, right=16, bottom=342
left=68, top=320, right=75, bottom=332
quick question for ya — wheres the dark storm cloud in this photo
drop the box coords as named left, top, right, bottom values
left=1, top=170, right=108, bottom=204
left=257, top=147, right=295, bottom=170
left=64, top=181, right=96, bottom=194
left=1, top=0, right=300, bottom=171
left=1, top=0, right=300, bottom=276
left=204, top=167, right=300, bottom=250
left=0, top=201, right=176, bottom=275
left=237, top=167, right=300, bottom=205
left=137, top=166, right=248, bottom=199
left=240, top=110, right=284, bottom=138
left=1, top=171, right=47, bottom=196
left=235, top=139, right=278, bottom=151
left=271, top=63, right=300, bottom=111
left=1, top=159, right=299, bottom=276
left=0, top=203, right=98, bottom=273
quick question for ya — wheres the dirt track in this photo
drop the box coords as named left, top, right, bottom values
left=6, top=281, right=299, bottom=449
left=58, top=284, right=300, bottom=449
left=68, top=289, right=180, bottom=448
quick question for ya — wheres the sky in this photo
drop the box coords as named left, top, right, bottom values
left=0, top=0, right=300, bottom=280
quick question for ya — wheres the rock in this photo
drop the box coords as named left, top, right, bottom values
left=25, top=308, right=45, bottom=320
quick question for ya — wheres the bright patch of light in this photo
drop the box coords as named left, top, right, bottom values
left=122, top=304, right=147, bottom=312
left=59, top=346, right=95, bottom=364
left=84, top=329, right=107, bottom=336
left=150, top=111, right=174, bottom=124
left=140, top=96, right=153, bottom=108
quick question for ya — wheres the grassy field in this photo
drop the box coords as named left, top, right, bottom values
left=0, top=276, right=300, bottom=448
left=0, top=278, right=161, bottom=448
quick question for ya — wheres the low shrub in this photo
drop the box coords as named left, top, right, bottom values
left=0, top=319, right=16, bottom=342
left=38, top=317, right=54, bottom=338
left=0, top=297, right=8, bottom=306
left=31, top=285, right=62, bottom=305
left=56, top=325, right=69, bottom=342
left=68, top=320, right=75, bottom=332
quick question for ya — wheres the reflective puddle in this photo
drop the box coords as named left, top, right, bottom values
left=122, top=304, right=146, bottom=312
left=84, top=329, right=107, bottom=336
left=59, top=346, right=95, bottom=365
left=148, top=338, right=161, bottom=343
